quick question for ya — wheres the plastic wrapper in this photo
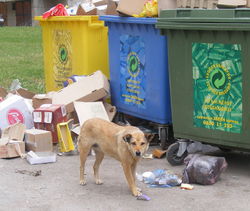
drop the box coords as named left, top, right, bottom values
left=133, top=0, right=158, bottom=18
left=182, top=154, right=228, bottom=185
left=42, top=4, right=69, bottom=19
left=137, top=169, right=182, bottom=188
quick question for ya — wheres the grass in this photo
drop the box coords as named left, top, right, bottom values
left=0, top=26, right=45, bottom=93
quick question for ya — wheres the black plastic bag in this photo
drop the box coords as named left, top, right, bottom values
left=182, top=154, right=228, bottom=185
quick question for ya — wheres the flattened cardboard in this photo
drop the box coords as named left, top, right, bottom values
left=0, top=123, right=26, bottom=158
left=14, top=88, right=35, bottom=99
left=74, top=101, right=110, bottom=126
left=117, top=0, right=146, bottom=16
left=106, top=0, right=119, bottom=15
left=218, top=0, right=246, bottom=7
left=52, top=71, right=110, bottom=113
left=77, top=2, right=97, bottom=15
left=25, top=129, right=53, bottom=152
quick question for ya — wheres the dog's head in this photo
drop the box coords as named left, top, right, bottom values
left=123, top=131, right=154, bottom=158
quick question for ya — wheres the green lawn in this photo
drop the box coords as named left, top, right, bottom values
left=0, top=26, right=45, bottom=93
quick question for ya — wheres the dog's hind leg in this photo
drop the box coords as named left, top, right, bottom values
left=79, top=140, right=92, bottom=186
left=93, top=146, right=104, bottom=185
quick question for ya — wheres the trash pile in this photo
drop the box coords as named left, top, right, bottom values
left=41, top=0, right=250, bottom=20
left=0, top=70, right=116, bottom=164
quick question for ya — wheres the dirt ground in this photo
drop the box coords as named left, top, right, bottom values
left=0, top=146, right=250, bottom=211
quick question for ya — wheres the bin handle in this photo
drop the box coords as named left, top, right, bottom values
left=88, top=22, right=104, bottom=28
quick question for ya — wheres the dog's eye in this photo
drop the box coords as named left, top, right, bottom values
left=141, top=142, right=145, bottom=145
left=131, top=142, right=136, bottom=146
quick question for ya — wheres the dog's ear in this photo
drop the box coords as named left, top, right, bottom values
left=123, top=134, right=132, bottom=143
left=144, top=133, right=154, bottom=142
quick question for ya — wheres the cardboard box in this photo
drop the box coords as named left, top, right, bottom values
left=0, top=87, right=8, bottom=99
left=74, top=101, right=110, bottom=126
left=52, top=71, right=110, bottom=113
left=93, top=0, right=108, bottom=6
left=177, top=0, right=218, bottom=9
left=77, top=2, right=97, bottom=15
left=25, top=129, right=53, bottom=152
left=97, top=5, right=108, bottom=15
left=32, top=92, right=55, bottom=109
left=217, top=0, right=246, bottom=7
left=158, top=0, right=176, bottom=14
left=0, top=123, right=26, bottom=158
left=13, top=88, right=35, bottom=99
left=106, top=0, right=119, bottom=15
left=117, top=0, right=146, bottom=16
left=0, top=95, right=34, bottom=130
left=26, top=151, right=56, bottom=165
left=33, top=104, right=67, bottom=143
left=103, top=102, right=116, bottom=121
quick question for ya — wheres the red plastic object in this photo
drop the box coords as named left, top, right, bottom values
left=42, top=4, right=68, bottom=19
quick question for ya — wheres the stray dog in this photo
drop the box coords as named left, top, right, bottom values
left=78, top=118, right=153, bottom=196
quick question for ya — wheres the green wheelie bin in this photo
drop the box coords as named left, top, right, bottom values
left=157, top=9, right=250, bottom=165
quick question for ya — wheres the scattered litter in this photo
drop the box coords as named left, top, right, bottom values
left=152, top=149, right=166, bottom=159
left=183, top=154, right=228, bottom=185
left=142, top=153, right=153, bottom=159
left=137, top=193, right=151, bottom=201
left=26, top=151, right=56, bottom=165
left=9, top=79, right=22, bottom=91
left=137, top=169, right=182, bottom=188
left=180, top=183, right=194, bottom=190
left=15, top=169, right=41, bottom=177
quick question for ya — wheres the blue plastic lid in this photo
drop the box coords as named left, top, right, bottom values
left=99, top=15, right=157, bottom=24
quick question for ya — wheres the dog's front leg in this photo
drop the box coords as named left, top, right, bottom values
left=122, top=162, right=141, bottom=196
left=131, top=162, right=141, bottom=192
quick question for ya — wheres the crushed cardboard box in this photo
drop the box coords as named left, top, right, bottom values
left=26, top=151, right=56, bottom=165
left=52, top=70, right=110, bottom=113
left=117, top=0, right=146, bottom=16
left=0, top=123, right=26, bottom=158
left=0, top=95, right=34, bottom=130
left=25, top=129, right=53, bottom=152
left=0, top=87, right=8, bottom=99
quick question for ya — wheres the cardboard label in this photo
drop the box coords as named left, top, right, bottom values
left=33, top=111, right=42, bottom=123
left=120, top=35, right=146, bottom=108
left=44, top=112, right=53, bottom=123
left=7, top=109, right=24, bottom=125
left=53, top=30, right=72, bottom=89
left=192, top=42, right=242, bottom=133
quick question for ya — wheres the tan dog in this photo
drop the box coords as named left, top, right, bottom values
left=78, top=118, right=153, bottom=196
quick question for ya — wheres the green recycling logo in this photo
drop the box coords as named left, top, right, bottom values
left=127, top=52, right=140, bottom=77
left=59, top=44, right=68, bottom=64
left=206, top=64, right=231, bottom=95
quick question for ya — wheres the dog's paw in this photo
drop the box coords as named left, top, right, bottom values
left=136, top=187, right=142, bottom=192
left=132, top=189, right=142, bottom=197
left=95, top=179, right=103, bottom=185
left=79, top=180, right=86, bottom=186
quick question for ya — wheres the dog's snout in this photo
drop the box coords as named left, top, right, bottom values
left=136, top=151, right=141, bottom=156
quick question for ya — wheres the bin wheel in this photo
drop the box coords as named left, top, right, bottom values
left=166, top=142, right=188, bottom=166
left=160, top=128, right=167, bottom=150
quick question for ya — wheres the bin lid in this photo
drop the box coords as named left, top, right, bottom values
left=157, top=9, right=250, bottom=31
left=35, top=15, right=100, bottom=22
left=99, top=15, right=157, bottom=25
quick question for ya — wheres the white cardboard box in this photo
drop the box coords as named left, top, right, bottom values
left=26, top=151, right=56, bottom=165
left=52, top=71, right=110, bottom=113
left=0, top=95, right=34, bottom=130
